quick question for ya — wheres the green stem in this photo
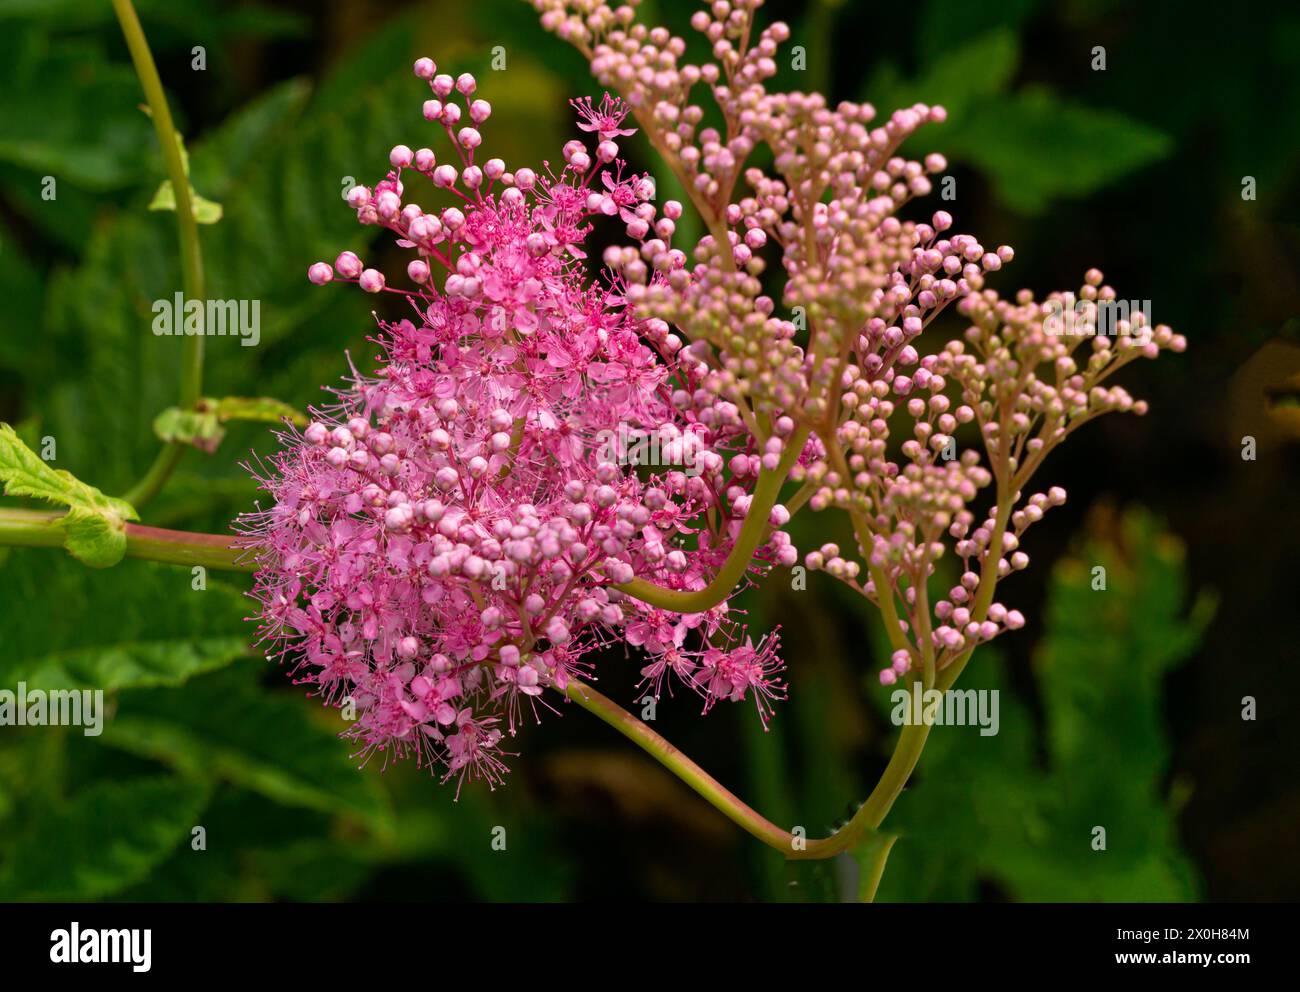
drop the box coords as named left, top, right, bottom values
left=0, top=508, right=252, bottom=572
left=0, top=508, right=63, bottom=550
left=571, top=423, right=944, bottom=868
left=855, top=831, right=898, bottom=903
left=865, top=555, right=913, bottom=656
left=112, top=0, right=205, bottom=505
left=564, top=676, right=796, bottom=852
left=562, top=674, right=931, bottom=861
left=615, top=426, right=810, bottom=613
left=122, top=442, right=186, bottom=508
left=126, top=522, right=252, bottom=571
left=932, top=450, right=1015, bottom=694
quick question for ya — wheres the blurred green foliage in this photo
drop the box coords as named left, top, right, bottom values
left=863, top=25, right=1172, bottom=213
left=0, top=0, right=1252, bottom=901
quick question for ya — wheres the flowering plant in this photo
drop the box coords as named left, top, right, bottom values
left=0, top=0, right=1184, bottom=899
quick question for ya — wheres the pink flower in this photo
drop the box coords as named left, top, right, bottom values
left=570, top=94, right=637, bottom=140
left=241, top=65, right=798, bottom=790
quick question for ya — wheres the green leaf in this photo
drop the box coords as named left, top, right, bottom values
left=11, top=638, right=250, bottom=695
left=0, top=422, right=138, bottom=567
left=949, top=87, right=1173, bottom=214
left=861, top=29, right=1172, bottom=215
left=148, top=179, right=224, bottom=224
left=0, top=551, right=251, bottom=691
left=0, top=423, right=135, bottom=520
left=105, top=666, right=393, bottom=833
left=0, top=776, right=208, bottom=900
left=153, top=395, right=307, bottom=453
left=865, top=29, right=1021, bottom=122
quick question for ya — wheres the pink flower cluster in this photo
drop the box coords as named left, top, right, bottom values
left=242, top=60, right=795, bottom=790
left=244, top=0, right=1186, bottom=791
left=532, top=0, right=1184, bottom=683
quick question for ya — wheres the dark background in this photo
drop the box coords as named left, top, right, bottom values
left=0, top=0, right=1296, bottom=901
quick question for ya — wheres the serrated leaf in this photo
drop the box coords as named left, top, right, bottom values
left=0, top=423, right=134, bottom=518
left=861, top=30, right=1171, bottom=215
left=865, top=29, right=1020, bottom=122
left=0, top=551, right=251, bottom=691
left=0, top=422, right=138, bottom=567
left=105, top=666, right=393, bottom=833
left=0, top=777, right=209, bottom=900
left=1035, top=509, right=1215, bottom=795
left=950, top=87, right=1173, bottom=213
